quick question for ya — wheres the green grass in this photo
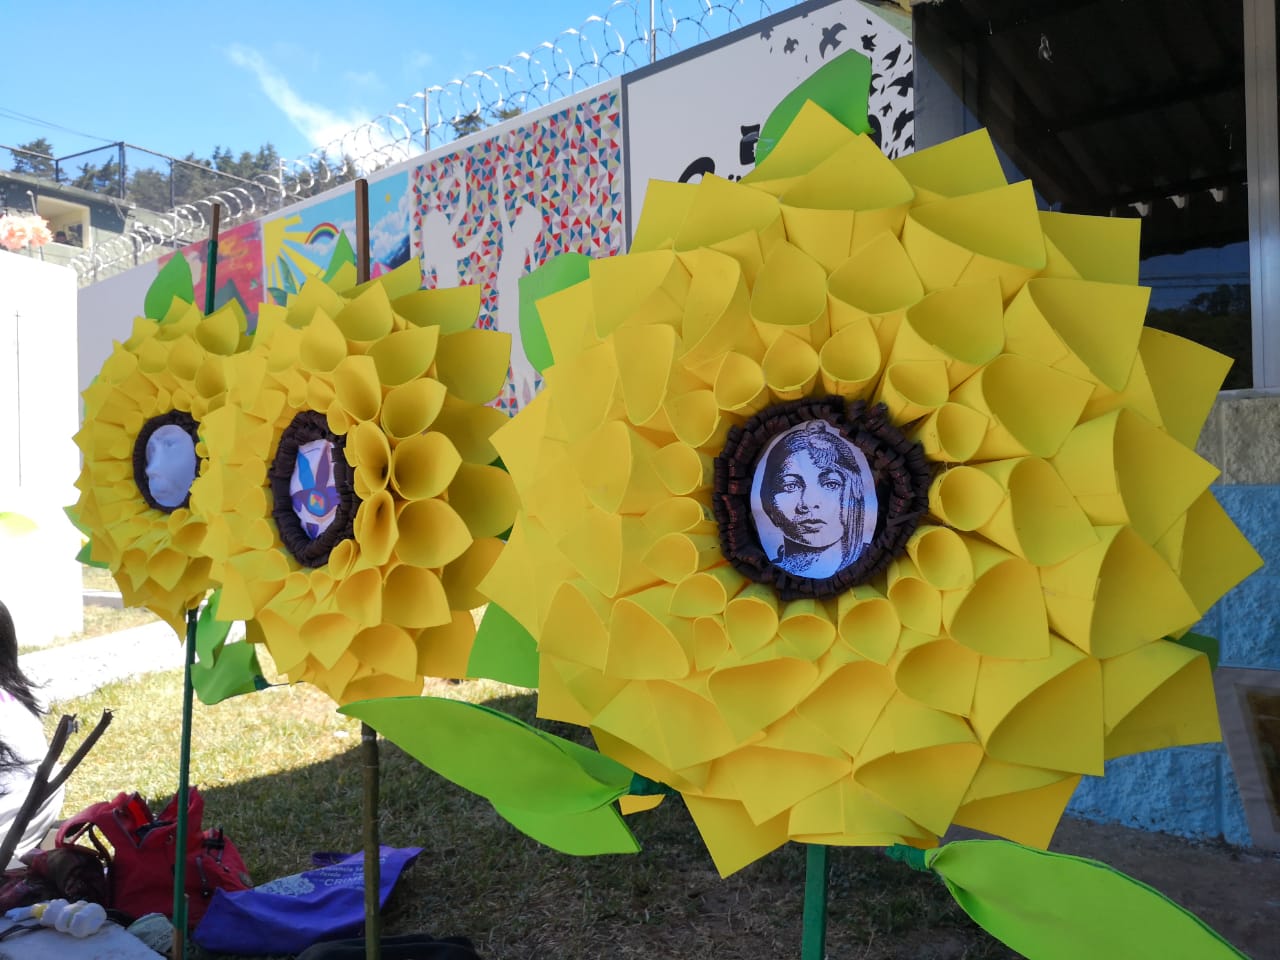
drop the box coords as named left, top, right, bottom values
left=46, top=663, right=1014, bottom=960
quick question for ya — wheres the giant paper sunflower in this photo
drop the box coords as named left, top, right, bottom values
left=478, top=100, right=1263, bottom=876
left=73, top=276, right=249, bottom=634
left=193, top=261, right=517, bottom=705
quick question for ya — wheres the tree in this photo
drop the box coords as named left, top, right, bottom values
left=491, top=103, right=523, bottom=123
left=451, top=110, right=485, bottom=138
left=9, top=138, right=54, bottom=178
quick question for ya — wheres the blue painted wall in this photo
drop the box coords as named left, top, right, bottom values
left=1066, top=482, right=1280, bottom=845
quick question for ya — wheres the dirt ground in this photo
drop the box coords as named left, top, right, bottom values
left=1040, top=818, right=1280, bottom=959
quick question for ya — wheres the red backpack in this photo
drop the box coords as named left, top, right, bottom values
left=55, top=787, right=252, bottom=927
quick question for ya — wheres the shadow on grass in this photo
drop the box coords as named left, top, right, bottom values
left=195, top=691, right=1012, bottom=960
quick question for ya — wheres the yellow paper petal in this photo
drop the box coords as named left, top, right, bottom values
left=683, top=795, right=789, bottom=878
left=395, top=498, right=473, bottom=568
left=1038, top=210, right=1141, bottom=285
left=380, top=378, right=448, bottom=440
left=367, top=324, right=440, bottom=386
left=1051, top=408, right=1219, bottom=544
left=1176, top=490, right=1263, bottom=613
left=970, top=637, right=1104, bottom=775
left=390, top=431, right=461, bottom=501
left=836, top=585, right=900, bottom=663
left=893, top=128, right=1009, bottom=199
left=708, top=658, right=818, bottom=742
left=445, top=463, right=518, bottom=539
left=332, top=354, right=382, bottom=423
left=383, top=564, right=452, bottom=629
left=1101, top=641, right=1221, bottom=758
left=951, top=354, right=1094, bottom=459
left=436, top=329, right=512, bottom=404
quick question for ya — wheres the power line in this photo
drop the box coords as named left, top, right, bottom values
left=0, top=105, right=115, bottom=145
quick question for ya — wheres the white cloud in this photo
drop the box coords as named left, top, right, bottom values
left=227, top=44, right=376, bottom=153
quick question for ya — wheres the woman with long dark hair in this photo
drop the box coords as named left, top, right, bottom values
left=756, top=419, right=878, bottom=579
left=0, top=599, right=63, bottom=867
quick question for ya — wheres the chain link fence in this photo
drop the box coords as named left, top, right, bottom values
left=64, top=0, right=802, bottom=283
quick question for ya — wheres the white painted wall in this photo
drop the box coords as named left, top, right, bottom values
left=76, top=263, right=153, bottom=398
left=0, top=253, right=83, bottom=644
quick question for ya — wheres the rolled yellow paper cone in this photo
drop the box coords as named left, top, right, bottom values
left=912, top=402, right=992, bottom=463
left=367, top=324, right=440, bottom=387
left=927, top=464, right=1004, bottom=530
left=894, top=637, right=980, bottom=717
left=446, top=462, right=519, bottom=539
left=388, top=431, right=460, bottom=502
left=382, top=564, right=451, bottom=629
left=1175, top=489, right=1264, bottom=614
left=380, top=377, right=448, bottom=440
left=836, top=584, right=901, bottom=664
left=708, top=657, right=820, bottom=743
left=608, top=584, right=693, bottom=680
left=1041, top=525, right=1201, bottom=659
left=874, top=359, right=950, bottom=422
left=750, top=241, right=829, bottom=345
left=970, top=636, right=1104, bottom=776
left=892, top=128, right=1009, bottom=200
left=332, top=354, right=382, bottom=424
left=1101, top=640, right=1221, bottom=759
left=333, top=281, right=395, bottom=342
left=1139, top=326, right=1234, bottom=449
left=944, top=552, right=1049, bottom=660
left=892, top=279, right=1004, bottom=386
left=780, top=204, right=855, bottom=273
left=969, top=457, right=1098, bottom=565
left=713, top=351, right=769, bottom=416
left=725, top=584, right=780, bottom=657
left=352, top=489, right=397, bottom=566
left=394, top=498, right=472, bottom=569
left=779, top=599, right=837, bottom=660
left=299, top=310, right=349, bottom=372
left=818, top=317, right=883, bottom=398
left=614, top=323, right=678, bottom=425
left=950, top=353, right=1093, bottom=459
left=1051, top=408, right=1220, bottom=545
left=762, top=332, right=820, bottom=399
left=907, top=525, right=975, bottom=590
left=579, top=419, right=669, bottom=516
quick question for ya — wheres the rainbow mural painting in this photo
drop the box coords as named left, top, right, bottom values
left=260, top=171, right=412, bottom=302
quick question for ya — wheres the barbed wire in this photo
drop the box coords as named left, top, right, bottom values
left=71, top=0, right=793, bottom=284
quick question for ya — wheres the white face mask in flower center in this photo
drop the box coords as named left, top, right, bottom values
left=145, top=423, right=198, bottom=509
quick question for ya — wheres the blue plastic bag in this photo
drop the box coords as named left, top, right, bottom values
left=193, top=846, right=423, bottom=955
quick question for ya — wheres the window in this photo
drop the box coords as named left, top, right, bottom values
left=914, top=0, right=1253, bottom=388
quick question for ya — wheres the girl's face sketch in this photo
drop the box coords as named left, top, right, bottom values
left=770, top=450, right=848, bottom=550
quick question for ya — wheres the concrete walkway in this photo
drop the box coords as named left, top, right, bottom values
left=19, top=620, right=187, bottom=708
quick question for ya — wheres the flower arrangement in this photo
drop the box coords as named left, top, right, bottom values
left=0, top=213, right=52, bottom=252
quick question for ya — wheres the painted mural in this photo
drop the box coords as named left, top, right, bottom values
left=158, top=220, right=265, bottom=331
left=410, top=86, right=625, bottom=414
left=623, top=0, right=914, bottom=228
left=260, top=169, right=412, bottom=303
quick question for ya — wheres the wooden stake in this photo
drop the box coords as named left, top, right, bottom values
left=173, top=201, right=221, bottom=960
left=353, top=178, right=382, bottom=960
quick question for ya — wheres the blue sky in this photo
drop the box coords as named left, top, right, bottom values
left=1, top=0, right=612, bottom=167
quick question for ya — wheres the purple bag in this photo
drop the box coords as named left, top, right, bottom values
left=193, top=846, right=422, bottom=955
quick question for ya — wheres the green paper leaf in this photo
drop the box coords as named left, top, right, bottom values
left=518, top=252, right=592, bottom=374
left=341, top=696, right=633, bottom=817
left=468, top=603, right=539, bottom=687
left=1169, top=631, right=1220, bottom=671
left=75, top=539, right=109, bottom=569
left=924, top=840, right=1248, bottom=960
left=145, top=254, right=195, bottom=321
left=756, top=49, right=873, bottom=166
left=0, top=512, right=37, bottom=538
left=323, top=231, right=357, bottom=282
left=190, top=590, right=266, bottom=705
left=493, top=799, right=639, bottom=856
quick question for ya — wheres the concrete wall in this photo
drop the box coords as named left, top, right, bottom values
left=0, top=252, right=83, bottom=644
left=1067, top=392, right=1280, bottom=848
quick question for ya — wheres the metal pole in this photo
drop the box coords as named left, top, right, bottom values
left=650, top=0, right=658, bottom=62
left=13, top=311, right=20, bottom=486
left=801, top=844, right=829, bottom=960
left=424, top=91, right=432, bottom=152
left=117, top=142, right=125, bottom=199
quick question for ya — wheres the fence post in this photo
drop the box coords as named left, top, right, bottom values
left=650, top=0, right=657, bottom=62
